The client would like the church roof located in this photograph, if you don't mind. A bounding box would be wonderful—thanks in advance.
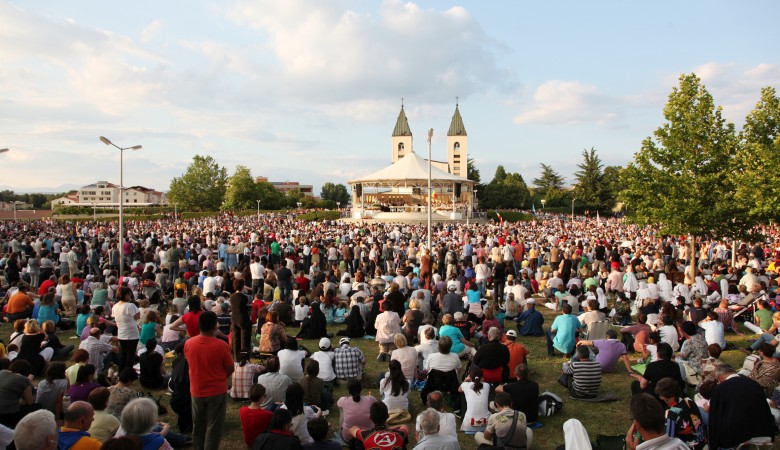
[392,106,412,137]
[349,151,471,184]
[447,105,467,136]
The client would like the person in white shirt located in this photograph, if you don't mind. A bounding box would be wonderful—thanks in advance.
[699,312,726,350]
[249,257,265,296]
[415,394,458,441]
[310,338,336,391]
[415,327,439,369]
[657,316,680,352]
[424,336,462,374]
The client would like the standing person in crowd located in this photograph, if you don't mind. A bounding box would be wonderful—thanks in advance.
[375,301,401,362]
[184,311,234,450]
[230,278,253,360]
[112,286,140,372]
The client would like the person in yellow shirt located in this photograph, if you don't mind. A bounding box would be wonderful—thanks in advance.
[58,401,102,450]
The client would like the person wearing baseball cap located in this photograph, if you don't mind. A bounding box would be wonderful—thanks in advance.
[503,329,530,381]
[514,299,544,337]
[441,284,463,318]
[311,338,337,394]
[334,337,366,381]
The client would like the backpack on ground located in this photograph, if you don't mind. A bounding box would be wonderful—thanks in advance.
[538,391,564,417]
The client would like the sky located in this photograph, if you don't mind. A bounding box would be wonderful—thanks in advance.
[1,0,778,195]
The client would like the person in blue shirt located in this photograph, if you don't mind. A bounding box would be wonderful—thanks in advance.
[546,303,582,356]
[515,300,544,336]
[439,314,476,358]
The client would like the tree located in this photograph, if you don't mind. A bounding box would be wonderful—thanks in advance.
[532,163,565,197]
[222,165,258,211]
[480,165,530,209]
[168,155,228,211]
[320,183,350,205]
[735,87,780,223]
[255,181,285,210]
[601,165,623,212]
[621,74,748,272]
[467,157,481,184]
[572,147,610,212]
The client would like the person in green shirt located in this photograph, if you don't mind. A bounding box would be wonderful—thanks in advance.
[745,300,775,334]
[270,240,281,266]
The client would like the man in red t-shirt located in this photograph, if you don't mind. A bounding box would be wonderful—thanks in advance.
[184,311,234,450]
[38,276,57,296]
[349,402,408,450]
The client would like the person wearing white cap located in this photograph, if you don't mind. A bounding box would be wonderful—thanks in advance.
[311,338,337,395]
[334,337,365,381]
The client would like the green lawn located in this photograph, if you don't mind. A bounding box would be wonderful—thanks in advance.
[5,305,755,450]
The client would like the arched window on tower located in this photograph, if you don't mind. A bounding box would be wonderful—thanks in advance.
[398,143,405,151]
[453,142,460,152]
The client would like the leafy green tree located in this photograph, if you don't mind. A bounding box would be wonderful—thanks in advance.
[320,183,350,205]
[735,87,780,223]
[533,163,565,197]
[621,73,748,270]
[222,165,258,211]
[572,147,611,212]
[467,157,481,184]
[481,165,530,209]
[255,181,285,210]
[168,155,228,210]
[601,165,623,212]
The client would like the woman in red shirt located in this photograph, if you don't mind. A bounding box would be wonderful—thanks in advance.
[169,296,203,337]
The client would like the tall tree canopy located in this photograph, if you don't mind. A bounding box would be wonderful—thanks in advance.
[223,165,259,211]
[572,147,614,212]
[533,163,565,195]
[480,165,530,209]
[320,183,350,205]
[621,73,752,240]
[735,87,780,223]
[168,155,228,211]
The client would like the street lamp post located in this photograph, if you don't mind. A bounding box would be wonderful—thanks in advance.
[13,201,17,221]
[99,136,142,277]
[571,197,575,223]
[427,128,433,252]
[256,200,261,219]
[336,202,341,217]
[541,199,546,210]
[173,203,177,222]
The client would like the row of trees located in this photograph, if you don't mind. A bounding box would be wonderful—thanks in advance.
[167,155,350,211]
[469,151,622,212]
[0,190,65,209]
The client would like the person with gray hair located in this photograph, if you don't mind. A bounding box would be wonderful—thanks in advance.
[473,327,510,382]
[413,408,459,450]
[415,391,457,439]
[120,397,172,449]
[14,409,58,450]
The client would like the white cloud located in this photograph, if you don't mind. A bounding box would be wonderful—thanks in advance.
[225,0,515,104]
[691,62,780,124]
[513,80,621,126]
[141,20,163,43]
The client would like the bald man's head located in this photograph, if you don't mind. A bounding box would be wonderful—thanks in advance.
[63,401,95,431]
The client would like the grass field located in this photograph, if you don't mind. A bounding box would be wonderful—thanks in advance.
[3,303,756,450]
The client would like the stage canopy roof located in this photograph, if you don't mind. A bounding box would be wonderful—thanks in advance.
[348,152,472,185]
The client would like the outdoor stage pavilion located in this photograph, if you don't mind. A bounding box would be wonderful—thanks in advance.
[347,103,476,221]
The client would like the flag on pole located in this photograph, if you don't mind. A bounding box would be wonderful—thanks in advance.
[432,190,438,201]
[496,211,503,224]
[532,203,536,214]
[596,211,601,225]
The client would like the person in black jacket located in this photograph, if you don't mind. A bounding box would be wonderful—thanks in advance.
[230,279,252,360]
[708,363,776,449]
[252,408,303,450]
[168,344,192,433]
[473,327,511,382]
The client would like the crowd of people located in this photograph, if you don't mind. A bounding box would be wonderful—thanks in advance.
[0,212,779,449]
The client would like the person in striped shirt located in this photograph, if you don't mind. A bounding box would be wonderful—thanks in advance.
[560,345,602,399]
